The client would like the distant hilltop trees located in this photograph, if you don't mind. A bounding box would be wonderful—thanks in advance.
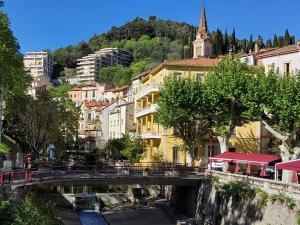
[52,16,296,85]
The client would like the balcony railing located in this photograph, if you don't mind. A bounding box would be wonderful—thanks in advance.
[140,131,160,139]
[135,104,158,118]
[136,84,160,100]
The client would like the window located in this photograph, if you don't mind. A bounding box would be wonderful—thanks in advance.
[88,113,91,120]
[85,91,88,98]
[173,146,179,163]
[284,63,290,75]
[92,90,96,98]
[196,73,205,82]
[174,72,182,80]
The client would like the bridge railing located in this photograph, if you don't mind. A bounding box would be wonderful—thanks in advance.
[0,161,205,186]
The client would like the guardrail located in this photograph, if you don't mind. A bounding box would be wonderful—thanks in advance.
[0,161,202,187]
[211,170,300,200]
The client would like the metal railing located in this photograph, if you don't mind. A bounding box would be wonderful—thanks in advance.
[0,161,204,187]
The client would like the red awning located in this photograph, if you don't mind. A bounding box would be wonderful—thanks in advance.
[209,152,281,166]
[276,159,300,172]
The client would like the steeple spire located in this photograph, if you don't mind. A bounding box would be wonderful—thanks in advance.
[198,7,208,39]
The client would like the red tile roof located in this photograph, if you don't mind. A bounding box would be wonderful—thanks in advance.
[70,87,82,91]
[84,101,109,108]
[164,57,220,67]
[257,44,299,59]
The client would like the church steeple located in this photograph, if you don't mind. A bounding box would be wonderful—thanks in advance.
[198,7,208,39]
[193,6,212,58]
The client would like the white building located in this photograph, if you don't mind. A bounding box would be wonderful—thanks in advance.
[257,41,300,75]
[69,48,131,84]
[108,101,134,139]
[23,51,53,97]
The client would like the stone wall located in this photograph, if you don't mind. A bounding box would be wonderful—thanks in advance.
[195,178,299,225]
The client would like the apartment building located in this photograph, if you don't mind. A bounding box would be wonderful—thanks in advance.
[78,101,108,140]
[68,48,131,84]
[23,51,53,97]
[108,101,134,139]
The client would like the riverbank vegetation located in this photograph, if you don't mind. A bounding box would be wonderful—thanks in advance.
[0,193,63,225]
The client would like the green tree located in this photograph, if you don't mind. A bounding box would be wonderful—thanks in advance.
[247,34,254,52]
[158,76,210,164]
[121,134,145,162]
[242,70,300,181]
[97,65,133,86]
[273,34,278,47]
[204,55,254,153]
[278,36,284,48]
[0,3,31,143]
[5,89,78,159]
[265,39,273,48]
[284,29,291,46]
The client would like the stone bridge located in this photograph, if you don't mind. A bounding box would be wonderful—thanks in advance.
[1,164,205,190]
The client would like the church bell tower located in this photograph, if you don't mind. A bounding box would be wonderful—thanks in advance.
[193,7,212,58]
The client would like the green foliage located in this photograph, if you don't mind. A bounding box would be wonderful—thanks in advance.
[204,55,254,137]
[0,195,63,225]
[121,134,145,162]
[255,188,269,207]
[221,180,256,201]
[270,192,296,209]
[297,211,300,225]
[102,138,126,160]
[101,134,145,162]
[4,89,79,158]
[97,65,133,86]
[158,75,210,161]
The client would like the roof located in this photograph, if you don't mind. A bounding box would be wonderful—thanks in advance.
[164,57,220,67]
[105,85,129,93]
[257,44,299,59]
[70,87,82,91]
[84,101,108,108]
[209,152,281,166]
[276,159,300,172]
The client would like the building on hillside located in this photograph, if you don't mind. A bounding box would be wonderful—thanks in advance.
[240,41,300,76]
[24,51,53,97]
[68,48,131,84]
[135,57,273,166]
[108,101,134,139]
[69,87,83,107]
[135,58,219,165]
[78,101,108,150]
[69,83,110,107]
[103,85,129,102]
[257,41,300,75]
[100,98,127,143]
[193,7,212,58]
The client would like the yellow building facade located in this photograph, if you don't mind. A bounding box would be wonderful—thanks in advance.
[134,58,272,166]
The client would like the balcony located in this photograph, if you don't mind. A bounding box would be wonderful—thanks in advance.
[135,104,158,118]
[136,84,160,100]
[140,131,160,139]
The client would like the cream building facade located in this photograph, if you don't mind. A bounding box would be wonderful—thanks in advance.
[23,51,53,97]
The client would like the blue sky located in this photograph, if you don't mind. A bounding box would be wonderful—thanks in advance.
[4,0,300,53]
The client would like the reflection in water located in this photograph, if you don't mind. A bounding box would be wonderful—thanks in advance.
[80,211,108,225]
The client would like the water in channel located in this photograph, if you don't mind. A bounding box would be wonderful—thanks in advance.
[79,211,108,225]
